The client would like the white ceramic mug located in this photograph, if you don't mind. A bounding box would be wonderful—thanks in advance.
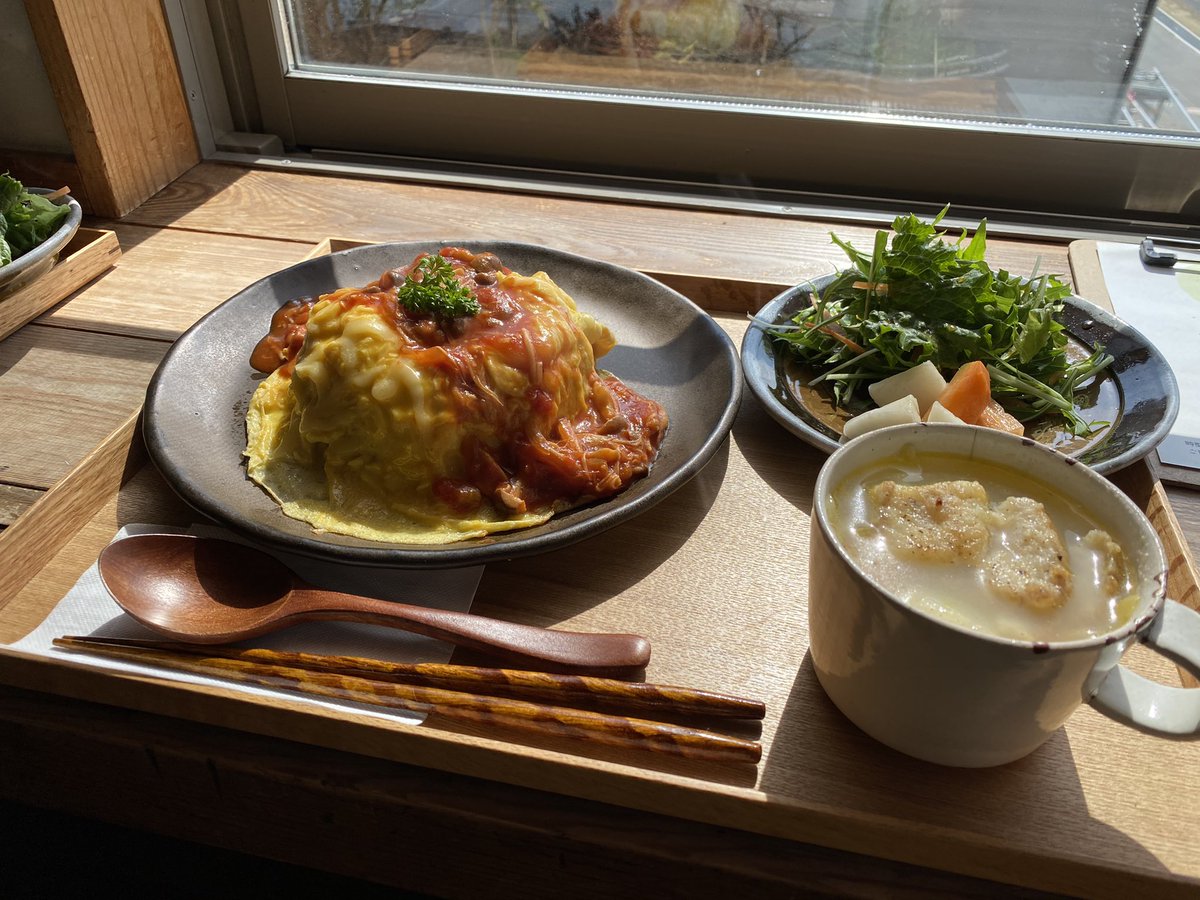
[808,423,1200,767]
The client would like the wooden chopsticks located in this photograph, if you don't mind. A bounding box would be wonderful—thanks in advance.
[54,636,765,765]
[58,636,765,718]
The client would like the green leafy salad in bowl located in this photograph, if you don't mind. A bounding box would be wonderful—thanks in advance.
[0,172,81,296]
[760,208,1115,442]
[0,173,73,266]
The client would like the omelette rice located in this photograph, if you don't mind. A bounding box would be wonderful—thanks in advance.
[244,246,668,544]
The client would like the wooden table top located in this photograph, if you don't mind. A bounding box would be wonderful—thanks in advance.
[1,162,1197,898]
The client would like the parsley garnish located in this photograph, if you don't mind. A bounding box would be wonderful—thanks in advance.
[396,254,481,318]
[764,207,1113,436]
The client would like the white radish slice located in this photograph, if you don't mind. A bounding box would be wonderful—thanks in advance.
[924,400,966,425]
[842,394,921,441]
[867,361,947,415]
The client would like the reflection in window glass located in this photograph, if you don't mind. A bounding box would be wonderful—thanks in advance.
[283,0,1200,136]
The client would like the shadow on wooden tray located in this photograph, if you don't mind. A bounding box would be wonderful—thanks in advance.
[759,654,1174,883]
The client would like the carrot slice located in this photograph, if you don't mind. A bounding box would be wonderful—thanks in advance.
[935,361,991,425]
[978,398,1025,436]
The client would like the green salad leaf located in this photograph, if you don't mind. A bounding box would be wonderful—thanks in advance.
[396,253,481,319]
[765,207,1113,435]
[0,173,72,268]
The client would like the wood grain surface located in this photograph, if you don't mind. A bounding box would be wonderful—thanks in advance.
[0,227,120,342]
[23,0,199,217]
[121,164,1071,287]
[0,413,143,612]
[0,485,41,528]
[1,315,1197,898]
[0,684,1062,899]
[34,223,313,339]
[0,327,161,488]
[0,161,1198,899]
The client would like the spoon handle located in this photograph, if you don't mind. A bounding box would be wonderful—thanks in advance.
[286,588,651,672]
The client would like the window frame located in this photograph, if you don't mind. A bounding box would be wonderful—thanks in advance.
[226,0,1200,229]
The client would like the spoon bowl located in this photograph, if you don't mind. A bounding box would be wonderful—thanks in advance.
[98,534,651,672]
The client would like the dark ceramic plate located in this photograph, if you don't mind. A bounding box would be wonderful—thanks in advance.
[144,241,741,568]
[741,275,1179,476]
[0,188,83,297]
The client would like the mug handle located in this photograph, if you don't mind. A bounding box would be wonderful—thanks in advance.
[1088,599,1200,735]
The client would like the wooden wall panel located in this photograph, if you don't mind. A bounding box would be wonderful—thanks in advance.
[23,0,201,217]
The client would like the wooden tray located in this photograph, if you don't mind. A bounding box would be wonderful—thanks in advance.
[0,243,1197,899]
[0,227,121,342]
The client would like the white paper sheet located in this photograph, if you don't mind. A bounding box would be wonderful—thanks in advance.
[10,523,484,725]
[1095,242,1200,470]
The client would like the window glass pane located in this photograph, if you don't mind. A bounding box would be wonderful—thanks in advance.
[282,0,1200,138]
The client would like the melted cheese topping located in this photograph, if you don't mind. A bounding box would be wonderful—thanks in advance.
[244,247,667,544]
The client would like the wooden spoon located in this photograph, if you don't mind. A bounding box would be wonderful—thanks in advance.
[97,534,651,672]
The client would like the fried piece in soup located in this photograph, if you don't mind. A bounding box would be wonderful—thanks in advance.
[867,480,990,564]
[983,496,1072,611]
[1085,529,1129,597]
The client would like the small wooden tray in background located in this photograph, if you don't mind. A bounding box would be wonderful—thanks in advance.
[0,241,1197,899]
[0,227,121,342]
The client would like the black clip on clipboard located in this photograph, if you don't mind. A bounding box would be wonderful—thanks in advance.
[1140,236,1200,269]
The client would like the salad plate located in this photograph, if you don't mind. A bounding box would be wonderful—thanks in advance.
[741,274,1179,476]
[0,185,82,298]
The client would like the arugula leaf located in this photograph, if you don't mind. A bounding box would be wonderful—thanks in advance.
[766,210,1111,434]
[396,254,481,318]
[960,219,988,261]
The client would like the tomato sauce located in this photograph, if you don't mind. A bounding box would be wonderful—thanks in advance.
[249,298,310,375]
[250,247,668,519]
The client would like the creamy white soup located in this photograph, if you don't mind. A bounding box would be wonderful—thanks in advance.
[828,450,1139,642]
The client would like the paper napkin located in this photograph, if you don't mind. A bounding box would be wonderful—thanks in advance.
[10,523,484,725]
